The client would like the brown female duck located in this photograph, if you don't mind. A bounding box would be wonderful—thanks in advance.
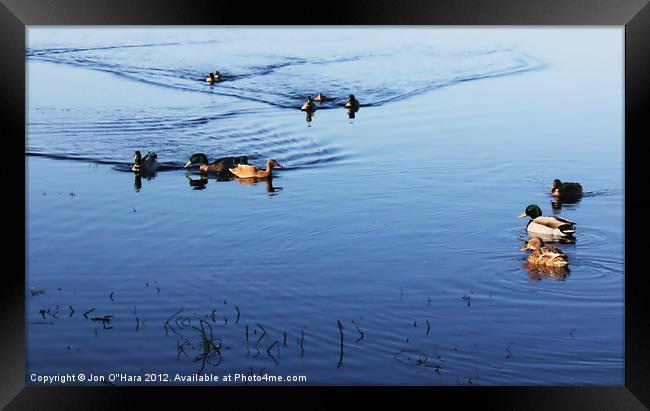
[521,237,569,268]
[229,159,283,179]
[551,179,583,200]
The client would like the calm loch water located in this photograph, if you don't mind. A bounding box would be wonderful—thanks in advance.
[26,28,623,385]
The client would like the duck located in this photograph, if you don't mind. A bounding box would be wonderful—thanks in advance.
[131,151,158,174]
[206,73,217,83]
[229,159,283,179]
[213,70,222,80]
[314,93,332,102]
[521,237,569,268]
[551,179,583,200]
[345,94,360,111]
[301,97,317,112]
[184,153,249,175]
[518,204,576,239]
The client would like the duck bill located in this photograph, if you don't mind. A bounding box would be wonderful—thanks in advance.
[276,163,284,168]
[518,212,527,218]
[521,245,530,251]
[184,160,193,168]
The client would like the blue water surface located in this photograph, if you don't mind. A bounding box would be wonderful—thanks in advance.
[26,28,623,385]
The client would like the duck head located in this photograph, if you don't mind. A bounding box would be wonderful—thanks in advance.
[267,159,283,169]
[185,153,209,168]
[551,179,564,194]
[521,237,544,251]
[133,150,142,165]
[518,204,542,219]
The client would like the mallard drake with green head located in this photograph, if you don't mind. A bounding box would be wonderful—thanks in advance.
[518,204,576,239]
[551,179,583,200]
[185,153,249,175]
[229,159,283,179]
[521,237,569,268]
[132,151,158,173]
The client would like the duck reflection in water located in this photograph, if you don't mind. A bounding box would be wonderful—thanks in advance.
[550,197,582,212]
[306,111,313,123]
[234,177,283,194]
[186,174,209,190]
[524,262,570,281]
[132,171,158,192]
[132,170,158,194]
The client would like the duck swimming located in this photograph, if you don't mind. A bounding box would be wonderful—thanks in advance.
[518,204,576,240]
[301,97,317,112]
[345,94,360,111]
[131,151,158,174]
[314,93,332,102]
[184,153,249,175]
[521,237,569,268]
[551,179,583,200]
[206,73,217,83]
[229,159,283,179]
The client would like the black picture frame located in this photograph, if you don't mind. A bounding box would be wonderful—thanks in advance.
[2,0,648,408]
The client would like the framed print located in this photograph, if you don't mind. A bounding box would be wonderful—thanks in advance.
[1,0,649,408]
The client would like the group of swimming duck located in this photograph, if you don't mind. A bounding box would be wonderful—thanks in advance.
[206,68,361,120]
[519,179,583,273]
[132,151,283,179]
[205,69,222,83]
[301,94,361,121]
[134,71,363,178]
[159,68,584,276]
